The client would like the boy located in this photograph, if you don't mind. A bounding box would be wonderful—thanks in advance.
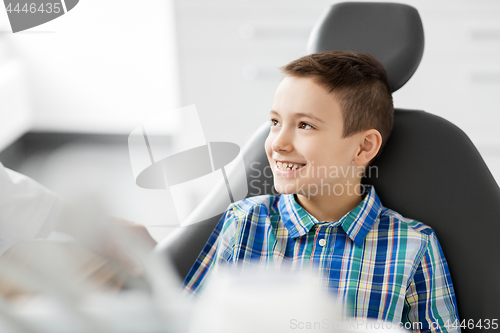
[183,51,460,332]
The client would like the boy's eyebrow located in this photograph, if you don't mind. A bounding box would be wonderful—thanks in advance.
[269,110,326,124]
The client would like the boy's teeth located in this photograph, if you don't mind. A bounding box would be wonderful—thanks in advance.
[277,161,304,170]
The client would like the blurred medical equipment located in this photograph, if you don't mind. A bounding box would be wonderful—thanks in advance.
[0,162,61,256]
[0,190,191,333]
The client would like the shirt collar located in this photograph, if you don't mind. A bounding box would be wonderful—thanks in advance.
[278,184,382,247]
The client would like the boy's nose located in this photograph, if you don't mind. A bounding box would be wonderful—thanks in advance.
[271,131,293,153]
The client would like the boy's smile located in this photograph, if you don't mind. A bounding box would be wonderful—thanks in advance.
[264,76,371,219]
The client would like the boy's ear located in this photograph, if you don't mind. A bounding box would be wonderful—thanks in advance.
[353,130,382,166]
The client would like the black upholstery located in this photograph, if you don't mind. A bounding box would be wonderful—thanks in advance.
[365,110,500,324]
[308,2,424,92]
[157,1,500,325]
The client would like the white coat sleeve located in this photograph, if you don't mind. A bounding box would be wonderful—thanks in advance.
[0,162,63,255]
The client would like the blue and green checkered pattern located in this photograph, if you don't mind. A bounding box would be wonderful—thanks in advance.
[183,185,460,332]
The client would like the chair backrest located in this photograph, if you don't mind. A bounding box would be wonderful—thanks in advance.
[157,2,500,323]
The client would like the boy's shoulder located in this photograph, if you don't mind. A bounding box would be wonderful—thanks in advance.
[228,194,281,219]
[378,205,436,238]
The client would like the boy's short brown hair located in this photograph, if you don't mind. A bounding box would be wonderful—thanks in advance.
[280,51,394,157]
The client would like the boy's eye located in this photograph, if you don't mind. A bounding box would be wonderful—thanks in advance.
[270,119,281,127]
[299,122,314,130]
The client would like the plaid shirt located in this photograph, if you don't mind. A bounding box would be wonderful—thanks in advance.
[183,185,460,332]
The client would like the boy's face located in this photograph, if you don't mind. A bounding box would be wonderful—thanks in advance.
[265,76,364,197]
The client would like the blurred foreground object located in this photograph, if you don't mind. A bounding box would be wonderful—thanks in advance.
[0,192,190,333]
[189,266,407,333]
[0,162,62,256]
[0,158,157,277]
[56,196,158,278]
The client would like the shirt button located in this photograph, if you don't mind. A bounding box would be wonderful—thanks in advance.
[319,239,326,247]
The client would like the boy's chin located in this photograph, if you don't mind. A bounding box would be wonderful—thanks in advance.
[273,183,299,195]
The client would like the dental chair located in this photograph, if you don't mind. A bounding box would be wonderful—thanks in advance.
[157,2,500,325]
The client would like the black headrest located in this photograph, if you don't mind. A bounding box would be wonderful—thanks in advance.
[307,2,424,92]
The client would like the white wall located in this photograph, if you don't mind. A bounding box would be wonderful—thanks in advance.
[0,0,181,134]
[392,0,500,182]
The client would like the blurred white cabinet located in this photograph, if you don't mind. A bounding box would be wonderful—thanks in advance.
[3,0,181,135]
[0,36,32,151]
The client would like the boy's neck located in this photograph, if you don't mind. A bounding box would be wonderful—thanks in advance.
[295,182,363,223]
